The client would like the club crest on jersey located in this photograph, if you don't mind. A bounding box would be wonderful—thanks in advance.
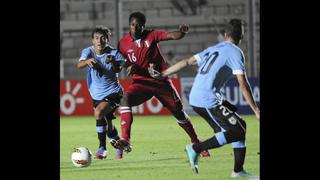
[228,116,237,125]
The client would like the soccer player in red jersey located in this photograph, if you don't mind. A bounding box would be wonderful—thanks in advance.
[115,11,210,159]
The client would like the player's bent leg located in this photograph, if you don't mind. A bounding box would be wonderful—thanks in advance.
[119,106,133,142]
[105,119,122,150]
[119,93,133,142]
[177,119,210,157]
[157,90,211,157]
[95,100,120,159]
[211,111,250,177]
[95,117,108,159]
[94,101,113,120]
[117,87,151,159]
[93,102,108,159]
[155,84,200,143]
[174,111,211,157]
[117,104,132,160]
[94,93,123,160]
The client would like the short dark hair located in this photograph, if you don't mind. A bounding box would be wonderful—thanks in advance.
[129,12,146,26]
[91,25,111,39]
[224,19,244,42]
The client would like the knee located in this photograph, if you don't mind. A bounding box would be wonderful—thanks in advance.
[94,109,103,120]
[237,119,246,139]
[215,132,228,146]
[120,93,129,106]
[232,140,246,148]
[241,119,247,130]
[233,129,246,141]
[234,114,246,130]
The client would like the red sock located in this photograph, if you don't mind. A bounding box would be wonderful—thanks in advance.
[178,119,200,143]
[119,107,133,142]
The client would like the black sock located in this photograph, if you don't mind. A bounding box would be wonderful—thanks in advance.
[107,125,119,140]
[233,147,246,172]
[192,136,221,153]
[96,119,107,149]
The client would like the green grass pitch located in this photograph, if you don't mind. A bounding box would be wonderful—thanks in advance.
[60,115,259,180]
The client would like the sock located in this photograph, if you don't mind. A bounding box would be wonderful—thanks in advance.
[107,125,120,140]
[119,106,133,142]
[96,119,107,150]
[192,136,221,153]
[233,147,246,172]
[177,120,199,143]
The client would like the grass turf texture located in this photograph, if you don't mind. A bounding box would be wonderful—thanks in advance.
[61,115,259,180]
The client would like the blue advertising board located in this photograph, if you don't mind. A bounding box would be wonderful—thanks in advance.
[180,77,260,115]
[223,77,260,114]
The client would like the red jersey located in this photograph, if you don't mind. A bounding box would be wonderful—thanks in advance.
[118,29,169,81]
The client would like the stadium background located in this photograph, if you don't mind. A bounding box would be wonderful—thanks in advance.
[60,0,260,116]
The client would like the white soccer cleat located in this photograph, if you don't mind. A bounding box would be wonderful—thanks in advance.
[230,170,258,178]
[185,144,199,174]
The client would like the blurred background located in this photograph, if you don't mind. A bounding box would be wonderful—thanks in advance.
[60,0,260,116]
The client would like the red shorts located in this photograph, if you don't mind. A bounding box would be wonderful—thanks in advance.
[125,79,186,120]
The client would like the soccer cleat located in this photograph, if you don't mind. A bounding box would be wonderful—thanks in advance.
[115,149,123,160]
[230,170,255,178]
[109,139,121,149]
[185,144,199,174]
[109,138,132,152]
[200,150,210,157]
[117,139,132,153]
[94,147,108,160]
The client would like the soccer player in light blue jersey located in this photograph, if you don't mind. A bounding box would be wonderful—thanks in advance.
[77,26,126,160]
[149,19,260,177]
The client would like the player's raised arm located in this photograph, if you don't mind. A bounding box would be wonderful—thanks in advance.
[77,58,99,69]
[77,50,96,69]
[77,52,105,76]
[163,55,196,76]
[167,24,189,40]
[236,73,260,120]
[149,55,197,80]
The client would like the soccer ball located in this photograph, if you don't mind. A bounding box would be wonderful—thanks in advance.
[71,147,92,168]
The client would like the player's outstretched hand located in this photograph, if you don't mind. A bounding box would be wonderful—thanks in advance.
[85,51,100,68]
[86,57,104,76]
[179,24,189,34]
[148,63,164,80]
[86,58,98,68]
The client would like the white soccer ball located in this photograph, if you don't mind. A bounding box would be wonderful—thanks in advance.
[71,147,92,168]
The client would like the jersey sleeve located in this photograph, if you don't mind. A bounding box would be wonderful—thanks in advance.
[227,50,246,75]
[79,47,92,61]
[194,47,210,66]
[153,30,169,42]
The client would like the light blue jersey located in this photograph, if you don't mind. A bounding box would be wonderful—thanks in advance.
[79,46,125,100]
[189,41,245,108]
